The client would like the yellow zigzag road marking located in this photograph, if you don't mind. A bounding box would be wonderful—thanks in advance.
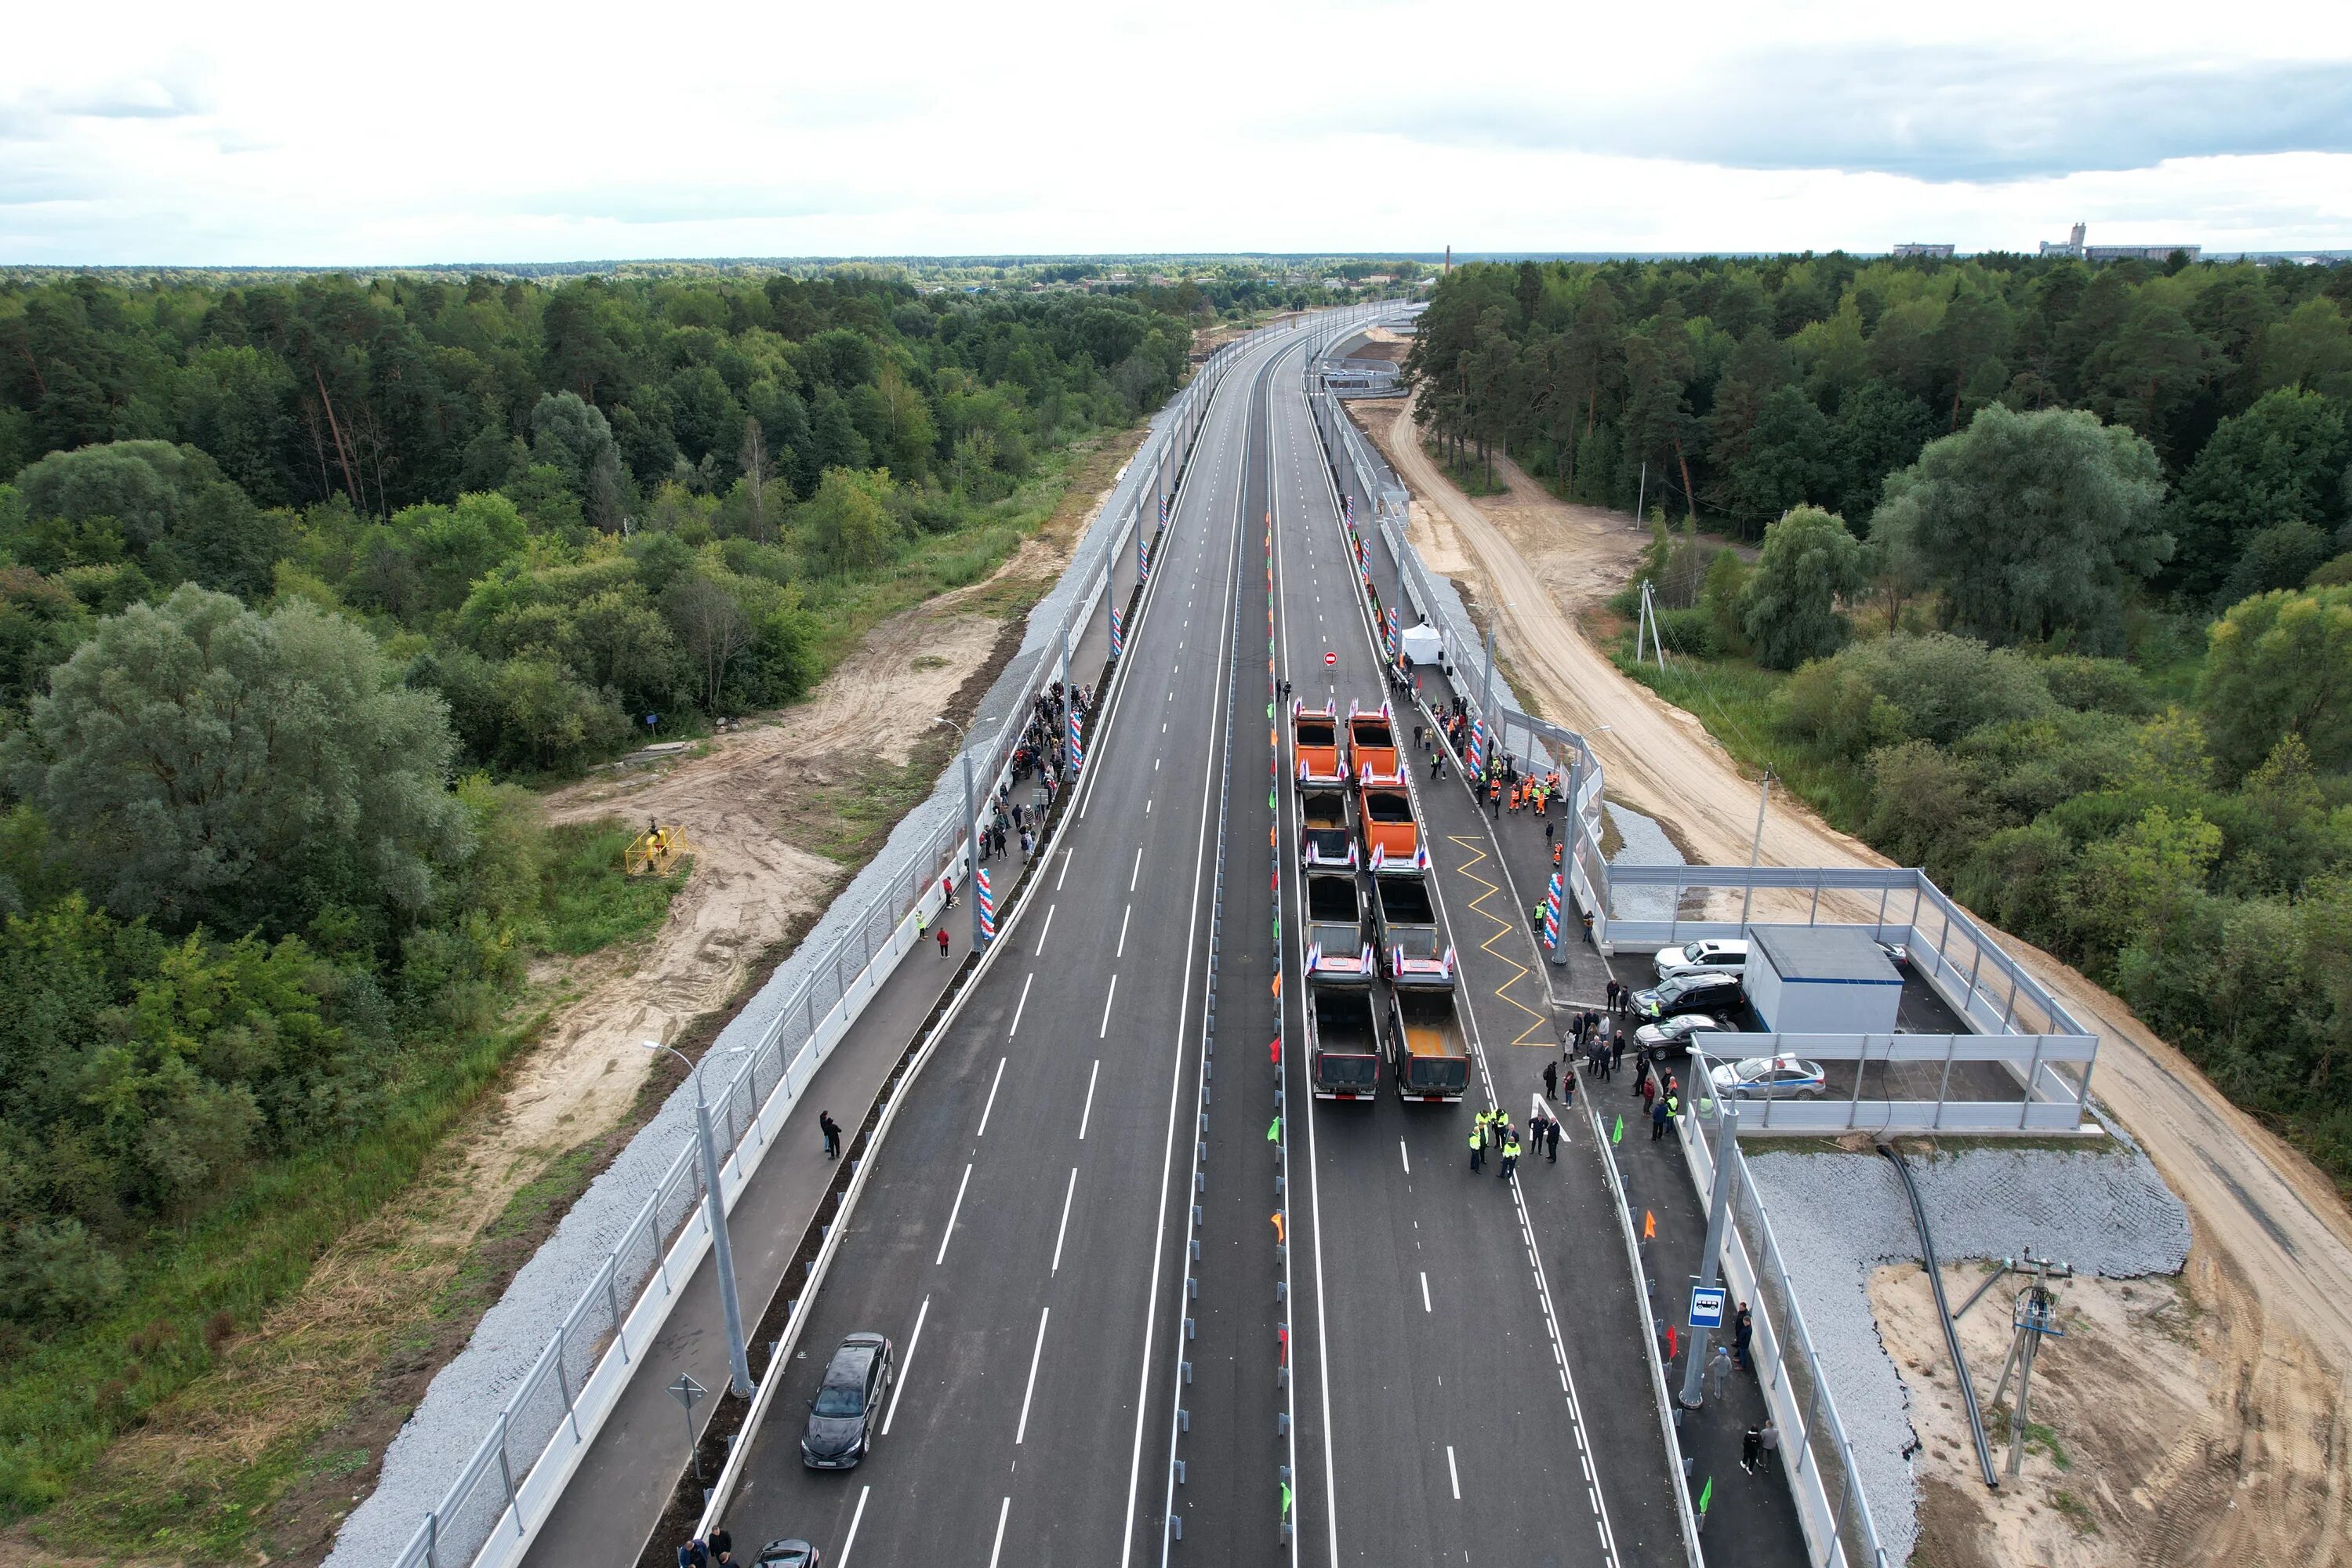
[1446,835,1552,1047]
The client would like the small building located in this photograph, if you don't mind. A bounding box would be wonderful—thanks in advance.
[1744,925,1902,1035]
[1892,243,1955,258]
[2085,244,2201,263]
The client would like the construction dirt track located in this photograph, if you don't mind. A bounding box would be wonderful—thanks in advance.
[1364,387,2352,1567]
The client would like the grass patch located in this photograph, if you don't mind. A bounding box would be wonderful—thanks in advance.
[537,821,689,956]
[1610,644,1876,830]
[791,748,946,866]
[1986,1405,2071,1471]
[2047,1487,2100,1536]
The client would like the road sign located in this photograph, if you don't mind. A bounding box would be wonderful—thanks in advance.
[668,1374,706,1411]
[669,1374,710,1481]
[1689,1287,1726,1330]
[1324,651,1338,667]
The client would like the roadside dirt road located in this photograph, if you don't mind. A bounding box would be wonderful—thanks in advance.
[1366,392,2352,1566]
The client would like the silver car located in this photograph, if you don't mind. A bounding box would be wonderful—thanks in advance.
[1652,939,1748,983]
[1634,1014,1734,1054]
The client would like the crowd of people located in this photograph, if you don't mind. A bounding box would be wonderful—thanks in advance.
[979,679,1091,864]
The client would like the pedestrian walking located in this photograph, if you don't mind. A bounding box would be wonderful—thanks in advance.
[937,926,950,958]
[677,1540,709,1568]
[1021,828,1036,858]
[819,1111,841,1160]
[1542,1059,1558,1101]
[1708,1343,1734,1399]
[707,1530,734,1566]
[1500,1129,1522,1178]
[1561,1066,1575,1109]
[1641,1070,1658,1115]
[1544,1115,1560,1163]
[1611,1034,1626,1077]
[941,874,956,909]
[1606,978,1621,1013]
[1741,1426,1762,1475]
[1734,1302,1754,1371]
[1468,1119,1485,1173]
[1650,1098,1669,1140]
[1758,1419,1780,1475]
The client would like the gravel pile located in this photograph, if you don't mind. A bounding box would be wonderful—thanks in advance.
[327,386,1190,1568]
[1740,1143,2188,1564]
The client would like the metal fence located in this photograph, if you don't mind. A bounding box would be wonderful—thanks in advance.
[1682,1101,1891,1568]
[386,318,1322,1568]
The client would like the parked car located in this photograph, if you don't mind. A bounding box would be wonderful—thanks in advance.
[1634,1013,1736,1053]
[1653,938,1748,982]
[1875,938,1911,970]
[757,1542,823,1567]
[1632,971,1744,1022]
[1709,1055,1828,1100]
[800,1332,895,1469]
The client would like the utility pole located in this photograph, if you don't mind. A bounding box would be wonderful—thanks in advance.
[1679,1097,1740,1408]
[1634,459,1647,529]
[1479,628,1495,735]
[935,717,982,952]
[1739,772,1773,929]
[646,1043,753,1398]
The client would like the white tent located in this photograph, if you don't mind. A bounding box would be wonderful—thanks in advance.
[1399,621,1445,666]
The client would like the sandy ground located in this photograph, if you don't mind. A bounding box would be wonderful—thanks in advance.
[1871,1260,2328,1568]
[1365,392,2352,1566]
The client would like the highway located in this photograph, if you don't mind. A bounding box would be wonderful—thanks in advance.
[718,320,1687,1568]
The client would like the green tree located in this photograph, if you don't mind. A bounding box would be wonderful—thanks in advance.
[3,586,464,935]
[2198,583,2352,781]
[1740,505,1871,668]
[12,441,285,599]
[1872,405,2168,652]
[2165,389,2350,601]
[800,467,898,575]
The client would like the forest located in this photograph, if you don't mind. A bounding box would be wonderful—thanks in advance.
[1407,255,2352,1182]
[0,267,1194,1513]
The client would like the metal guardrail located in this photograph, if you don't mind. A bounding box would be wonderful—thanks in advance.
[383,321,1321,1568]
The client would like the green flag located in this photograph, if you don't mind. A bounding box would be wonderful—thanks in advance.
[1612,1115,1624,1145]
[1281,1482,1294,1516]
[1269,789,1277,810]
[1267,1116,1282,1142]
[1267,702,1274,719]
[1698,1477,1712,1513]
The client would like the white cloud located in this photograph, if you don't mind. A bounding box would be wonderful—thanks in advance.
[1,0,2348,263]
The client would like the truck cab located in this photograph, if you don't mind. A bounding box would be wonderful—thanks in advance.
[1292,700,1346,786]
[1348,700,1402,785]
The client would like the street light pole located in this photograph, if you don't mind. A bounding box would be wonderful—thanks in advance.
[1739,772,1773,929]
[645,1042,753,1398]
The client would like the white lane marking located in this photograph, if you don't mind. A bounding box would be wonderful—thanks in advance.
[838,1485,871,1566]
[987,1497,1011,1568]
[1052,1166,1079,1272]
[1446,1444,1461,1501]
[976,1056,1007,1137]
[1421,1272,1432,1312]
[1014,1307,1051,1443]
[935,1163,973,1265]
[1099,975,1120,1037]
[1131,847,1145,890]
[1145,798,1152,814]
[1057,846,1076,890]
[1009,971,1036,1036]
[1034,904,1056,956]
[881,1298,928,1435]
[1117,904,1133,957]
[1155,757,1161,771]
[1399,1139,1410,1175]
[1080,1058,1102,1139]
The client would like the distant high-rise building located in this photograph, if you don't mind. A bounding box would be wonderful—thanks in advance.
[2041,221,2089,257]
[1892,243,1955,258]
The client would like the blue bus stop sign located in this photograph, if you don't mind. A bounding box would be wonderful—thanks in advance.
[1689,1287,1726,1330]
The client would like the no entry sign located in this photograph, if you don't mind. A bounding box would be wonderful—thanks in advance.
[1324,651,1338,667]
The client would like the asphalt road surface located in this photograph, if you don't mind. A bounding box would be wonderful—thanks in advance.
[719,323,1688,1568]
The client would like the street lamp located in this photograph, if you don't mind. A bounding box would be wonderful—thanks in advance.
[644,1040,754,1398]
[933,717,983,953]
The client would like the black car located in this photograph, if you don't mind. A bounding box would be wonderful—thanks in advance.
[800,1332,894,1469]
[756,1542,822,1567]
[1632,970,1744,1022]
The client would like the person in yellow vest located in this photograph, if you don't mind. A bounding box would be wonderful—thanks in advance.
[1468,1116,1486,1173]
[1500,1127,1523,1179]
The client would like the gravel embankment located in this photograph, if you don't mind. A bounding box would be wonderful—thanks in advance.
[1741,1142,2189,1563]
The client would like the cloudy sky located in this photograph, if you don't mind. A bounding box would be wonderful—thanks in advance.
[4,0,2350,264]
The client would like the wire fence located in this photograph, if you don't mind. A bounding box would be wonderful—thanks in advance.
[384,324,1299,1568]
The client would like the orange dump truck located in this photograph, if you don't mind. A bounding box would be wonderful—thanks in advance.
[1292,700,1347,786]
[1348,700,1401,784]
[1358,782,1420,863]
[1385,989,1469,1102]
